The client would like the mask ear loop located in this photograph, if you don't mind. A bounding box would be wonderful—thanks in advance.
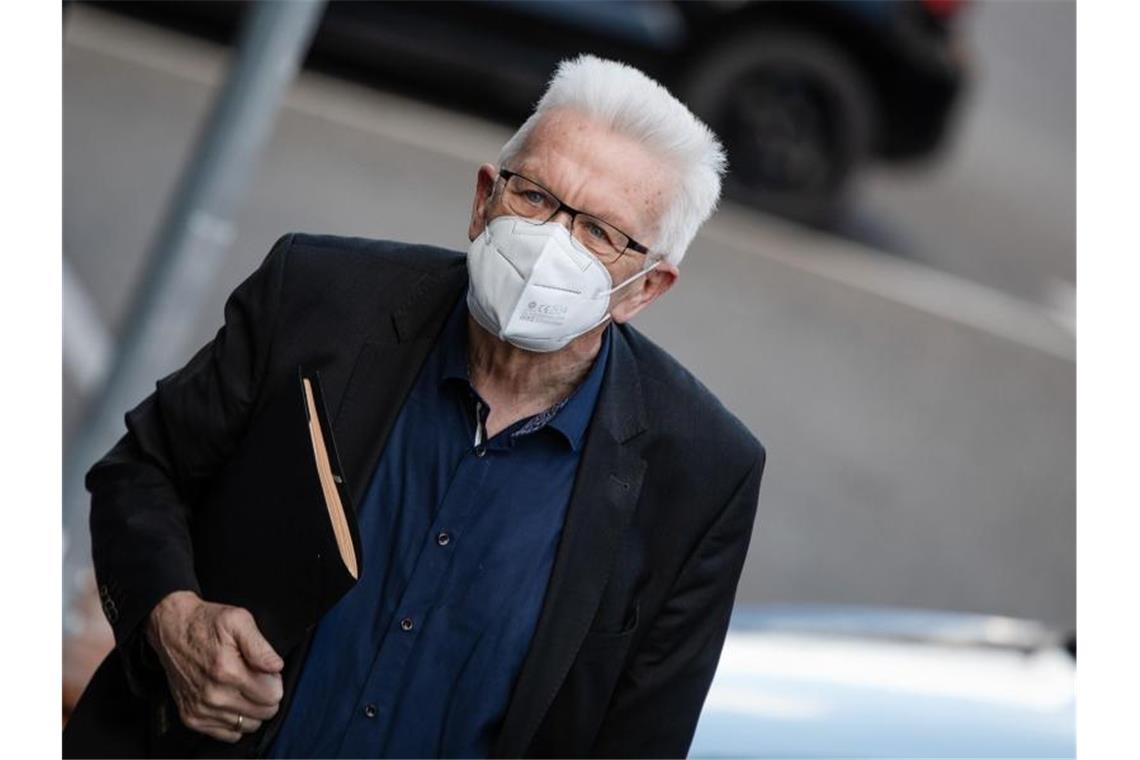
[568,256,662,340]
[595,258,662,299]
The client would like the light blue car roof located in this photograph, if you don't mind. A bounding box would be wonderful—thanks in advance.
[689,604,1075,759]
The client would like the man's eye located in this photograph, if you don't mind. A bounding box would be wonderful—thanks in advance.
[522,190,548,205]
[585,222,608,240]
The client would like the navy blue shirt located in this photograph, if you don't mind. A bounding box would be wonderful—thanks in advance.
[269,292,612,758]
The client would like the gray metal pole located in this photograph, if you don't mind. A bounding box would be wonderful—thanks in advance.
[63,0,326,633]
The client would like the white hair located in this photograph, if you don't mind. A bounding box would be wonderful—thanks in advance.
[497,54,727,266]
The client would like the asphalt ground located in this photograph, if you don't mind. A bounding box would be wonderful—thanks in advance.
[63,6,1075,629]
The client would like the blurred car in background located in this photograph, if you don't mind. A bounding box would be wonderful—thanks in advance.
[95,0,970,226]
[691,604,1076,758]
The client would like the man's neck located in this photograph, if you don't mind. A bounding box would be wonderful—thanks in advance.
[466,315,605,436]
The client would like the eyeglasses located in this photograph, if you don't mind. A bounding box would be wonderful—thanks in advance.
[494,168,650,264]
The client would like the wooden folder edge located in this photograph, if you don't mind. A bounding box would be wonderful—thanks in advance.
[302,376,359,580]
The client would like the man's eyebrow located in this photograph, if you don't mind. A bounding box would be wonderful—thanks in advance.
[521,168,643,237]
[581,204,640,239]
[599,207,642,239]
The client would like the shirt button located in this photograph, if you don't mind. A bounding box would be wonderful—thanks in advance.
[474,445,487,458]
[363,703,378,719]
[400,616,414,631]
[436,532,451,546]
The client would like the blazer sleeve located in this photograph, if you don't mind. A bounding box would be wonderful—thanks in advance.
[589,445,766,758]
[85,232,294,699]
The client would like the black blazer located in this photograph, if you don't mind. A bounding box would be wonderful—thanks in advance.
[63,233,766,759]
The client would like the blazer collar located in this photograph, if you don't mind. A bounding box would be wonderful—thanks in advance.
[332,261,468,510]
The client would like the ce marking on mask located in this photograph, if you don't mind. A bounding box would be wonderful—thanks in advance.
[520,301,568,326]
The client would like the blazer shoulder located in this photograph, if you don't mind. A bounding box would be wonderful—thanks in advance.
[619,323,765,467]
[284,232,466,275]
[258,233,466,340]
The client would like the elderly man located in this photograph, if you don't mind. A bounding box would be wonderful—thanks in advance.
[64,55,765,758]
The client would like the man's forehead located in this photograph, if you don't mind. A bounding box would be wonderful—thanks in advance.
[512,110,674,238]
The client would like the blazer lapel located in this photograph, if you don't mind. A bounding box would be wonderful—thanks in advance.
[258,262,466,759]
[332,263,467,513]
[492,325,649,758]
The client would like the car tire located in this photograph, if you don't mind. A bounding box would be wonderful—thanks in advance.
[678,27,877,226]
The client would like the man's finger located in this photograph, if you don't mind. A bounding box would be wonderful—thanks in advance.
[180,709,245,744]
[198,707,264,735]
[227,610,284,673]
[198,681,278,721]
[233,669,284,708]
[205,648,282,707]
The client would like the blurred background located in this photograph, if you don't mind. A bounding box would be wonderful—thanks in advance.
[62,0,1074,754]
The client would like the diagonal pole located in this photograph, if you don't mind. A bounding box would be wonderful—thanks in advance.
[63,0,326,632]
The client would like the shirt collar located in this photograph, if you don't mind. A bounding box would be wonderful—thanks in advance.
[438,291,611,452]
[544,320,610,450]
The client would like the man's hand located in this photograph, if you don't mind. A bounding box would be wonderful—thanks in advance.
[146,591,285,743]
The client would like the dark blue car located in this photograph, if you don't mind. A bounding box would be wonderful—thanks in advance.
[96,0,971,225]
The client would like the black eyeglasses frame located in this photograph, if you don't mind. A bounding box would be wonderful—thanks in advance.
[496,168,651,257]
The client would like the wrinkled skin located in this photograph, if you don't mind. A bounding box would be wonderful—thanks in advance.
[147,590,284,743]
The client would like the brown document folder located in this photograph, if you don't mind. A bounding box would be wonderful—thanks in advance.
[302,375,358,580]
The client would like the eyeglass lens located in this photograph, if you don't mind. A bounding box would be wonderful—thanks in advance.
[501,174,630,261]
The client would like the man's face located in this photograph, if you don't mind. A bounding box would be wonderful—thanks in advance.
[467,107,679,324]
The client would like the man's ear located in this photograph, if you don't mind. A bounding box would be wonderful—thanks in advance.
[611,260,679,324]
[467,163,498,242]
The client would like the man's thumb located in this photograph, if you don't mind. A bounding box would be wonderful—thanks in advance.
[231,613,284,672]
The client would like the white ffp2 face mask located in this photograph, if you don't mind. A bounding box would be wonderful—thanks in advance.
[465,215,660,353]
